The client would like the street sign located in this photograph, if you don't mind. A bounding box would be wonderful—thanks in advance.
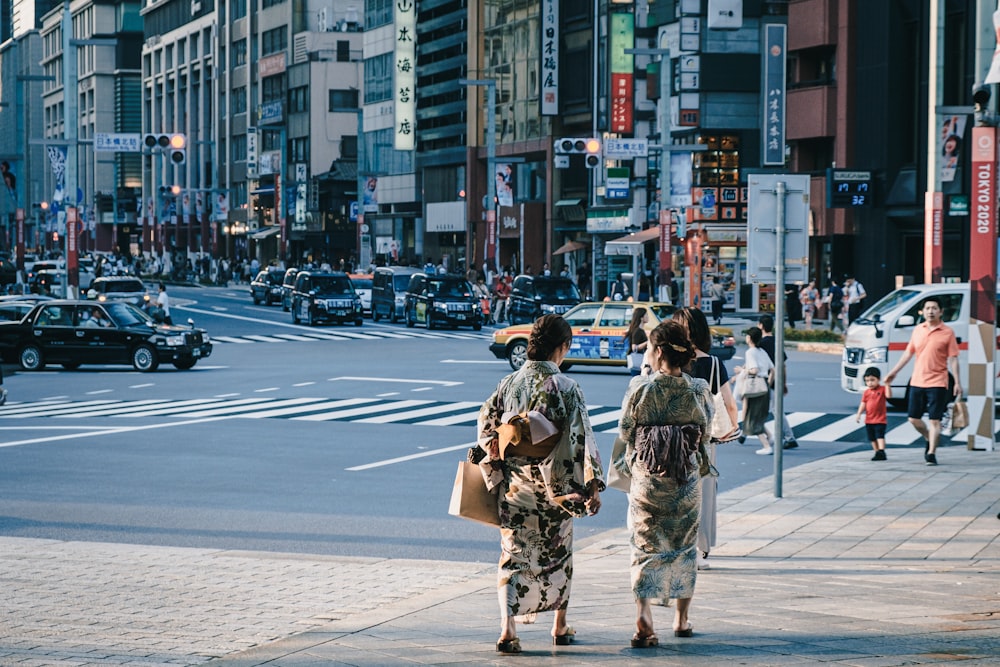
[603,138,648,159]
[746,174,809,283]
[605,167,630,199]
[94,133,141,152]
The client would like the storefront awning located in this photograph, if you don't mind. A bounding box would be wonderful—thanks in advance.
[604,227,661,256]
[250,226,281,240]
[553,240,589,255]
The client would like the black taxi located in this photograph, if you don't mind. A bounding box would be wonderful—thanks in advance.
[403,273,484,330]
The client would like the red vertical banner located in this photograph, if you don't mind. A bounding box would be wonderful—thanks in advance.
[658,209,671,274]
[970,126,998,323]
[66,207,79,288]
[923,191,943,283]
[486,208,496,269]
[610,73,634,134]
[685,228,703,308]
[276,172,285,261]
[15,208,25,271]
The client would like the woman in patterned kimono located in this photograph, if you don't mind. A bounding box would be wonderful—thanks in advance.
[614,320,712,646]
[477,314,605,654]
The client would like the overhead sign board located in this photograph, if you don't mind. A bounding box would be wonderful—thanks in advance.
[603,138,648,159]
[746,174,810,283]
[95,133,142,153]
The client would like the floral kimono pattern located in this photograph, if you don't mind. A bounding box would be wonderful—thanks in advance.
[477,361,604,618]
[616,372,710,605]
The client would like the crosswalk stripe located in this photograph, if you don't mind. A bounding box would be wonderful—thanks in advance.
[212,335,254,344]
[243,334,287,343]
[0,400,123,418]
[293,399,431,422]
[420,410,481,426]
[271,334,322,341]
[237,398,378,419]
[57,399,199,418]
[178,397,315,419]
[354,401,482,424]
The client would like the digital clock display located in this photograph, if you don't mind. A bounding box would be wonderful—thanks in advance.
[827,169,873,208]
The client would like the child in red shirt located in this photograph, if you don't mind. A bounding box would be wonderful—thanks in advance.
[856,367,891,460]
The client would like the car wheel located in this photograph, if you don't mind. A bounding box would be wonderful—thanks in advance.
[62,362,81,370]
[131,344,159,372]
[373,308,380,322]
[405,308,415,328]
[355,319,363,327]
[252,295,261,305]
[173,358,197,370]
[473,323,482,331]
[426,314,434,330]
[507,340,528,371]
[307,308,316,326]
[292,303,300,323]
[19,344,44,371]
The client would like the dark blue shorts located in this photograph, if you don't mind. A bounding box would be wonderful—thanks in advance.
[907,386,950,421]
[865,423,886,441]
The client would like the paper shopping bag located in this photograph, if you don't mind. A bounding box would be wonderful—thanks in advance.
[448,461,500,527]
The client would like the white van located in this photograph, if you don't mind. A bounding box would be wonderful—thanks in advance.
[841,282,999,404]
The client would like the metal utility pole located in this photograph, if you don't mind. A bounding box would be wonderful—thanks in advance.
[459,79,496,272]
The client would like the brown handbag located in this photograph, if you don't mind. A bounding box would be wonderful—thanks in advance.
[448,461,500,527]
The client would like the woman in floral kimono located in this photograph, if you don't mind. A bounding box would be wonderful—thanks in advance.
[477,314,605,654]
[613,320,712,646]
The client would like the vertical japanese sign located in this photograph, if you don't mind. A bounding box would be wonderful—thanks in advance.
[970,126,997,322]
[610,13,634,134]
[66,206,78,288]
[762,24,786,166]
[923,191,943,284]
[394,0,416,151]
[540,0,559,115]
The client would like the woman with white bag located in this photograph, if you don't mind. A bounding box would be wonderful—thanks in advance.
[735,327,776,455]
[672,308,739,571]
[623,307,649,376]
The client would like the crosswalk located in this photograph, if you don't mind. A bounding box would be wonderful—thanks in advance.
[210,328,492,345]
[0,397,990,444]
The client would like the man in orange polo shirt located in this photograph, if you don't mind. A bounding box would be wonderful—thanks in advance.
[885,298,962,466]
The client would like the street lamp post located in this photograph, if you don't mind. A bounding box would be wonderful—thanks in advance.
[459,79,496,273]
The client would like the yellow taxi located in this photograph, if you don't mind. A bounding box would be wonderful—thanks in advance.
[489,301,735,371]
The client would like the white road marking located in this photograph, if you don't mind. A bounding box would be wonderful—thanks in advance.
[129,383,155,389]
[377,392,400,397]
[254,387,280,393]
[214,393,241,398]
[293,399,430,422]
[326,376,462,387]
[346,441,476,471]
[411,387,434,392]
[240,398,378,419]
[440,359,507,364]
[212,336,254,344]
[85,389,114,395]
[293,381,315,387]
[0,416,234,448]
[354,401,482,424]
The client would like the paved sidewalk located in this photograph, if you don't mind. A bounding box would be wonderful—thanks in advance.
[3,445,998,666]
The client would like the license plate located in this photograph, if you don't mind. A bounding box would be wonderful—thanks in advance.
[193,348,201,357]
[456,314,466,320]
[334,309,348,316]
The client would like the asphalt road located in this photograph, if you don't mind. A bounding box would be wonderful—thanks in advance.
[0,285,869,562]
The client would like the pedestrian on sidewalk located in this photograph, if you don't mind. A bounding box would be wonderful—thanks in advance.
[826,276,846,332]
[845,274,867,324]
[673,307,740,571]
[475,314,604,654]
[709,276,725,325]
[738,327,777,455]
[884,297,961,466]
[856,367,891,460]
[757,315,797,448]
[615,321,713,646]
[799,280,819,329]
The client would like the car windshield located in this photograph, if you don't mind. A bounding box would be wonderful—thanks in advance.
[104,280,144,292]
[265,272,283,285]
[311,276,354,294]
[352,278,372,290]
[535,280,581,300]
[394,275,411,290]
[428,279,472,298]
[104,302,152,326]
[856,289,919,323]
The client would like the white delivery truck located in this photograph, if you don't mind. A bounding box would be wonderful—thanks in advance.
[840,282,999,405]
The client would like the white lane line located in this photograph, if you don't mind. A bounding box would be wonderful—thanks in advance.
[254,387,280,393]
[354,401,482,424]
[272,334,320,341]
[293,381,315,387]
[240,398,378,419]
[293,399,430,422]
[0,416,235,448]
[214,393,241,398]
[377,392,400,397]
[85,389,115,395]
[412,387,434,392]
[441,359,507,364]
[243,334,287,343]
[327,376,462,387]
[56,399,204,418]
[129,383,155,389]
[0,425,115,430]
[346,441,476,471]
[0,400,123,418]
[212,336,254,344]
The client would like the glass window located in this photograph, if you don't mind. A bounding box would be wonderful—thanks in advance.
[599,306,632,328]
[900,294,964,326]
[329,89,359,111]
[232,0,247,20]
[262,27,288,56]
[563,305,601,328]
[231,86,247,114]
[365,0,392,30]
[231,41,247,68]
[363,53,392,104]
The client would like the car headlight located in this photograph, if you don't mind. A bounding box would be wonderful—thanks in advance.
[541,304,557,313]
[166,335,185,346]
[863,347,888,363]
[434,303,448,311]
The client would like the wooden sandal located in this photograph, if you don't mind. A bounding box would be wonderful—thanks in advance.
[630,633,658,648]
[552,626,576,645]
[496,637,522,654]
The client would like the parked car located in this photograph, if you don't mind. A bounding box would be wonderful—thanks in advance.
[349,273,373,316]
[489,301,735,371]
[0,300,212,371]
[86,277,151,307]
[404,273,484,330]
[371,266,420,323]
[507,274,583,324]
[33,270,67,297]
[280,268,299,311]
[290,271,364,326]
[0,295,53,322]
[250,268,285,305]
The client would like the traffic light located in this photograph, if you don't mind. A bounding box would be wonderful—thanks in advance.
[553,137,602,167]
[142,133,186,164]
[168,134,186,164]
[584,137,602,168]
